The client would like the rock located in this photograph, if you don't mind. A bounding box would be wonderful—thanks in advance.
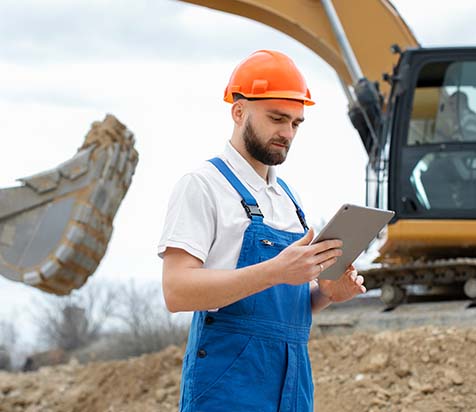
[362,352,389,373]
[353,345,366,359]
[444,369,464,385]
[408,378,433,393]
[446,356,458,366]
[162,375,176,389]
[354,373,365,382]
[155,388,167,402]
[420,383,435,394]
[429,347,440,359]
[466,330,476,343]
[370,398,388,407]
[395,360,412,378]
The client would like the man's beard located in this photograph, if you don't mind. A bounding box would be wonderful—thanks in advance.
[243,119,290,166]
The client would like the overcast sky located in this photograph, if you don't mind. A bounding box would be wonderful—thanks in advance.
[0,0,475,342]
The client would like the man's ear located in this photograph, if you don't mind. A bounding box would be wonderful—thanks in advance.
[231,101,246,126]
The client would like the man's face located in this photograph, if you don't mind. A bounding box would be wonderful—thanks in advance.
[241,99,305,166]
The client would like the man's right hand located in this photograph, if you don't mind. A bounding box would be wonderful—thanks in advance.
[269,228,343,286]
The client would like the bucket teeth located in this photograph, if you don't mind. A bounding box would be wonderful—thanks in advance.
[55,245,75,264]
[40,260,62,279]
[18,170,61,194]
[23,271,42,286]
[59,146,93,180]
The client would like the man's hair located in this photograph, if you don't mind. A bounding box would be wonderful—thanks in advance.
[232,93,248,103]
[232,93,304,104]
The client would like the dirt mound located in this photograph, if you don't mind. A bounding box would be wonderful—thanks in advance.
[1,326,476,412]
[312,326,476,412]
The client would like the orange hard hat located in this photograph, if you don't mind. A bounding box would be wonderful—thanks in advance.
[224,50,315,106]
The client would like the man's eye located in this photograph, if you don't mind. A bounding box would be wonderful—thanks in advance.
[270,116,282,122]
[292,123,300,129]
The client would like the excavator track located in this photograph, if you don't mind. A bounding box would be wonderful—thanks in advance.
[362,258,476,305]
[0,115,138,295]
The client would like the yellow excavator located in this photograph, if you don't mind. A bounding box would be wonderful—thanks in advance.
[1,0,475,305]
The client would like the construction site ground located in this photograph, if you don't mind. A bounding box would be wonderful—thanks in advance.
[1,296,476,412]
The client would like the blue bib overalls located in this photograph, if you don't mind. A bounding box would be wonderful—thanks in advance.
[179,158,313,412]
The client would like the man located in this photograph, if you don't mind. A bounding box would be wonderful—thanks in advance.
[448,90,476,141]
[436,90,476,142]
[158,50,366,412]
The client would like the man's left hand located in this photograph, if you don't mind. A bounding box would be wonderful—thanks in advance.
[318,265,366,303]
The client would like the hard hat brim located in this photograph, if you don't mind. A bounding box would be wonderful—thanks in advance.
[224,91,315,106]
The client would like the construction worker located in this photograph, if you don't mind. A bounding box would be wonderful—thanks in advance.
[436,90,476,142]
[448,90,476,141]
[158,50,366,412]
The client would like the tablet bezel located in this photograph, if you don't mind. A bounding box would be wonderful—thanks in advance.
[310,204,395,281]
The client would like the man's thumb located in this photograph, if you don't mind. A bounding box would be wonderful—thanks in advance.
[293,227,314,246]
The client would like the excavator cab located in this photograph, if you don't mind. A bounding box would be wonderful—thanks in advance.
[364,48,476,303]
[388,48,476,220]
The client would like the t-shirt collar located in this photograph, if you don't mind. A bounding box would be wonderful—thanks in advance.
[223,141,281,195]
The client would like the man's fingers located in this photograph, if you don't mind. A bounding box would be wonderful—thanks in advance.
[352,274,366,294]
[309,239,343,254]
[314,256,338,276]
[350,270,357,281]
[343,269,366,293]
[293,227,314,246]
[343,265,356,275]
[313,249,342,265]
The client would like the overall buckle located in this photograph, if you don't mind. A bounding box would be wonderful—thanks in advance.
[241,200,263,219]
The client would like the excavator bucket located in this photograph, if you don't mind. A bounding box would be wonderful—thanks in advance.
[0,115,138,295]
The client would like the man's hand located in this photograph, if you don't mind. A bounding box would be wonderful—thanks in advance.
[318,265,366,303]
[269,228,343,286]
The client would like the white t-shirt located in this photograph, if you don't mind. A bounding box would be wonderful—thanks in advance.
[157,142,306,270]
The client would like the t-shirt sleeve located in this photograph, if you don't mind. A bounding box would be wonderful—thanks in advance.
[157,173,216,262]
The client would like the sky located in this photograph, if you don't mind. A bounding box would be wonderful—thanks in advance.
[0,0,475,343]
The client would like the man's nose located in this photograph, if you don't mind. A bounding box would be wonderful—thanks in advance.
[279,123,295,140]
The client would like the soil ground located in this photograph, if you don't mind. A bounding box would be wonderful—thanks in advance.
[1,325,476,412]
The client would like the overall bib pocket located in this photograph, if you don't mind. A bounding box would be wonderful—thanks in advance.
[192,329,258,402]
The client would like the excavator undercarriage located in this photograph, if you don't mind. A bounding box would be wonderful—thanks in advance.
[363,258,476,305]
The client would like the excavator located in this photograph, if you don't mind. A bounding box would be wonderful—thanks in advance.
[1,0,475,306]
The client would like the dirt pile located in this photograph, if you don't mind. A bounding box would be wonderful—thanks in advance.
[1,326,476,412]
[312,326,476,412]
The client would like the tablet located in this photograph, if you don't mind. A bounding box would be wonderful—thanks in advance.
[310,204,395,281]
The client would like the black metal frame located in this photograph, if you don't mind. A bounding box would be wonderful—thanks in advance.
[387,47,476,221]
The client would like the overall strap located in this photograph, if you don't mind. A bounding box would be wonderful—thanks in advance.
[208,157,264,222]
[277,177,309,230]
